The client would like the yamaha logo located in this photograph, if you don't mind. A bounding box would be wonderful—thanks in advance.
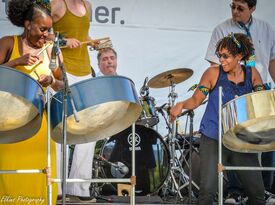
[127,132,141,151]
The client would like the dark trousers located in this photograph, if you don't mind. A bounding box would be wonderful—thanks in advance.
[262,151,275,191]
[196,135,265,205]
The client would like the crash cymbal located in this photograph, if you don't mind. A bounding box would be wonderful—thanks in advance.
[148,68,193,88]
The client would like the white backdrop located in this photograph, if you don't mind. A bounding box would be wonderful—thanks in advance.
[1,0,275,136]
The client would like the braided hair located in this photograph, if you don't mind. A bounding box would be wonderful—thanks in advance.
[8,0,51,27]
[215,33,254,62]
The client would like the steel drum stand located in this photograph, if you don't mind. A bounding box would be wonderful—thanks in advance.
[160,82,198,204]
[46,88,54,205]
[47,34,137,205]
[217,87,275,205]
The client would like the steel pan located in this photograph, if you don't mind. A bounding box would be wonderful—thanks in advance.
[50,75,142,144]
[0,66,44,143]
[222,90,275,152]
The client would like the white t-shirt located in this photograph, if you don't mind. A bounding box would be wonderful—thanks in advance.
[205,17,275,83]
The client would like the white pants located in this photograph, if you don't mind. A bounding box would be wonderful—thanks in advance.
[56,73,96,197]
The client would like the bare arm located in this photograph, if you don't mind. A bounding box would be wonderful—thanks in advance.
[50,0,81,49]
[0,36,39,67]
[169,67,219,122]
[269,59,275,83]
[251,67,264,87]
[50,0,66,23]
[43,45,64,91]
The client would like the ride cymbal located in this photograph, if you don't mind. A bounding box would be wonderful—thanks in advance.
[148,68,193,88]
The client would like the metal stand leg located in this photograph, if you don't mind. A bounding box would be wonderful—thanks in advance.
[47,88,53,205]
[159,83,198,203]
[218,87,223,205]
[131,124,136,205]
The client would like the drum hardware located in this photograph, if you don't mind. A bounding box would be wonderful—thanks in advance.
[159,87,197,201]
[148,68,198,202]
[160,110,199,203]
[136,77,159,127]
[96,155,129,177]
[140,77,149,97]
[137,95,159,127]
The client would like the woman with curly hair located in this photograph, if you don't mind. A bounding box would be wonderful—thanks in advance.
[0,0,63,204]
[170,33,266,205]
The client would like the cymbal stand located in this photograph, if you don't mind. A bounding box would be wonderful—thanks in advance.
[161,81,184,201]
[160,82,199,204]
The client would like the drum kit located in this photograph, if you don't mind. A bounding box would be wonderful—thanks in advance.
[2,59,275,204]
[91,67,201,202]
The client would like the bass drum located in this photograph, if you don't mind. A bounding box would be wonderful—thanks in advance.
[98,124,170,196]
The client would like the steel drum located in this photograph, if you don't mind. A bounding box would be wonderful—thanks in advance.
[50,75,142,144]
[0,66,44,143]
[222,90,275,153]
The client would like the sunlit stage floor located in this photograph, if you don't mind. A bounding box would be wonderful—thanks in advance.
[56,195,275,205]
[56,195,196,205]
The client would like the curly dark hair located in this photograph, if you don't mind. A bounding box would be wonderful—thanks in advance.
[8,0,51,27]
[215,33,254,61]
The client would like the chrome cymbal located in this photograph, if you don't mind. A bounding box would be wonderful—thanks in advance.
[148,68,193,88]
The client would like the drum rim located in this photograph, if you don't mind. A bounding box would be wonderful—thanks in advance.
[0,65,44,93]
[69,75,136,88]
[222,89,274,108]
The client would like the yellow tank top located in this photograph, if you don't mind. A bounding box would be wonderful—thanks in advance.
[53,0,91,76]
[9,36,51,80]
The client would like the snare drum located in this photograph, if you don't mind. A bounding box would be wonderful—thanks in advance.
[136,96,159,127]
[97,124,170,196]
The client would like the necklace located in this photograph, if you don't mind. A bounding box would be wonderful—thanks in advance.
[21,37,44,57]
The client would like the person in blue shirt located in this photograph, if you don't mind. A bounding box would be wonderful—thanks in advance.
[170,33,265,205]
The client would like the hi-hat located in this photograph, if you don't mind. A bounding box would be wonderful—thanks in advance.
[148,68,193,88]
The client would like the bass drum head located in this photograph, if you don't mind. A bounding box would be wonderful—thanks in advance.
[99,124,170,196]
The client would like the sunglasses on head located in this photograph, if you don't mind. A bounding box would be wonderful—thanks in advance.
[216,52,231,59]
[230,3,246,12]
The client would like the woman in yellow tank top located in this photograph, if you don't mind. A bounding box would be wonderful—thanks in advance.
[0,0,64,204]
[52,0,92,76]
